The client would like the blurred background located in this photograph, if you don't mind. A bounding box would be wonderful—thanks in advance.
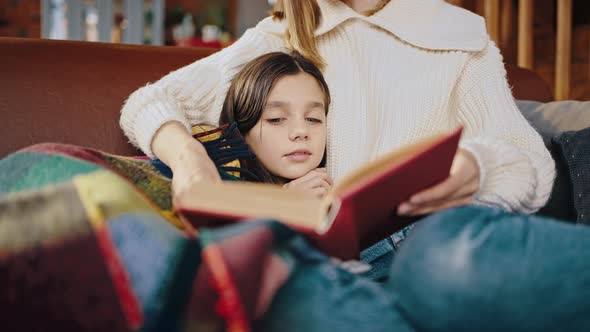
[0,0,588,99]
[0,0,274,46]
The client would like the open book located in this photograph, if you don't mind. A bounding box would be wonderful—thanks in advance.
[176,128,462,259]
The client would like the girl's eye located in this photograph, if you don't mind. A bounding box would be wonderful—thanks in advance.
[266,118,284,124]
[306,117,323,124]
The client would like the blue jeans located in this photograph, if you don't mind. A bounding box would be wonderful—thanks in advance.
[360,223,415,281]
[258,206,590,331]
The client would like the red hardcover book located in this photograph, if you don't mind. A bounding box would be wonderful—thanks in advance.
[177,128,462,260]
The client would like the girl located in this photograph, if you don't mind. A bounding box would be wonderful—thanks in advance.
[218,51,333,198]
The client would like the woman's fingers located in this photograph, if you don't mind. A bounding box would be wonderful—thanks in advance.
[400,196,474,216]
[409,174,463,205]
[410,151,479,205]
[399,179,475,216]
[411,173,478,206]
[399,148,480,215]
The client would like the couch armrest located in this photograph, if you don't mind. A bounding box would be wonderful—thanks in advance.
[505,64,553,103]
[0,37,217,157]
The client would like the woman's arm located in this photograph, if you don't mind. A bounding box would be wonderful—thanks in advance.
[119,28,284,160]
[398,41,555,216]
[454,41,555,213]
[152,121,222,197]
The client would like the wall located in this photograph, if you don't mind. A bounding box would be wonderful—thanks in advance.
[0,1,41,38]
[236,0,272,36]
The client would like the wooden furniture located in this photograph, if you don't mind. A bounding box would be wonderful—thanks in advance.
[450,0,584,100]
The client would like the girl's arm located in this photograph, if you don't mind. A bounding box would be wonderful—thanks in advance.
[455,41,555,213]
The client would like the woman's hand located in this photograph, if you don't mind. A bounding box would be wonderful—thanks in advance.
[397,149,480,216]
[283,168,334,198]
[169,140,221,202]
[152,121,221,203]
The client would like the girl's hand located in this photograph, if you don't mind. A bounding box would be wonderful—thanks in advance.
[283,168,334,198]
[397,149,480,216]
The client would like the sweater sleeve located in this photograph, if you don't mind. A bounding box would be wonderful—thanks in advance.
[455,41,555,214]
[119,28,283,158]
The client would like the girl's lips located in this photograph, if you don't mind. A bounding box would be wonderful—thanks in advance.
[284,150,312,161]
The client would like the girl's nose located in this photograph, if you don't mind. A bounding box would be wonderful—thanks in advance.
[289,120,309,141]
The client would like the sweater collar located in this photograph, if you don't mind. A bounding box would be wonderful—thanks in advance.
[315,0,487,51]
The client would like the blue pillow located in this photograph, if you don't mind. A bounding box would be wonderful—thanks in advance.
[550,127,590,224]
[517,100,590,145]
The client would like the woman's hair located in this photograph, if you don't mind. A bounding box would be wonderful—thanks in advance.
[272,0,324,70]
[220,51,331,184]
[272,0,390,70]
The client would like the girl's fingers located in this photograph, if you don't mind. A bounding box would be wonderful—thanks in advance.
[284,169,333,195]
[312,186,329,198]
[313,168,333,185]
[285,171,316,187]
[297,171,332,187]
[307,176,332,191]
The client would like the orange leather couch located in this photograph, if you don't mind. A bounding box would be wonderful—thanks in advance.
[0,37,553,158]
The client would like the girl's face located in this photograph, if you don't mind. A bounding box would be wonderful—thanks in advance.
[245,72,327,181]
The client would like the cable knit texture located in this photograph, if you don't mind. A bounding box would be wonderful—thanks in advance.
[120,0,555,213]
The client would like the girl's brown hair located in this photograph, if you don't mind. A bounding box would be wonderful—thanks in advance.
[220,52,331,184]
[272,0,324,70]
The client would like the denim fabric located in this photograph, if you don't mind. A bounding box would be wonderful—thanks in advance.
[360,237,396,281]
[257,233,415,332]
[360,224,416,281]
[261,206,590,332]
[391,206,590,331]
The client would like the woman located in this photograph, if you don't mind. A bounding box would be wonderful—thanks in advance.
[120,0,554,216]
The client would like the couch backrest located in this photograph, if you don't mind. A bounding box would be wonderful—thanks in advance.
[0,37,215,157]
[0,37,553,158]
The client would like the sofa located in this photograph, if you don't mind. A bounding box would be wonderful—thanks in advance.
[1,37,588,221]
[2,37,590,332]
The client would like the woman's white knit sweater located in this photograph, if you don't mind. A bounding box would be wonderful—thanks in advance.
[120,0,555,213]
